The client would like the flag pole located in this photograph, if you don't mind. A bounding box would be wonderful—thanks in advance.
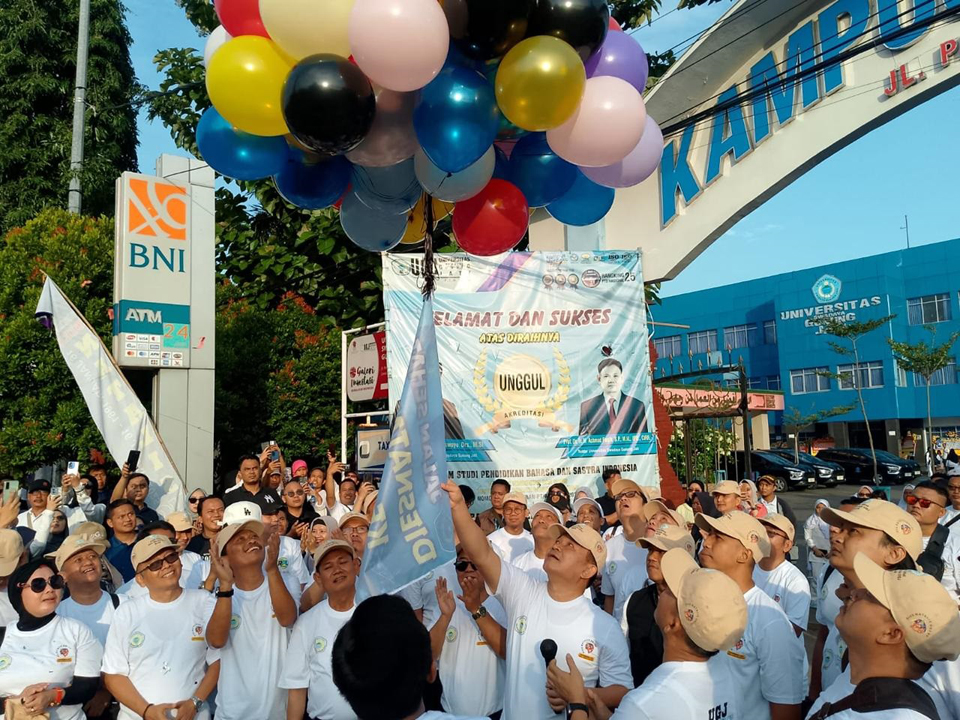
[422,196,435,299]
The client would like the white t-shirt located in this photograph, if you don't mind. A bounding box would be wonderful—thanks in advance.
[807,667,854,718]
[277,535,311,605]
[615,565,651,631]
[216,579,291,720]
[816,566,846,690]
[610,660,737,720]
[808,669,935,720]
[0,616,103,720]
[494,558,632,719]
[397,564,460,630]
[437,596,506,717]
[326,501,353,523]
[926,530,960,602]
[115,550,204,599]
[102,589,218,720]
[488,528,534,564]
[919,658,960,720]
[279,599,356,720]
[0,593,17,628]
[753,560,812,631]
[420,713,489,720]
[718,585,806,720]
[513,549,547,578]
[58,591,122,647]
[601,533,646,621]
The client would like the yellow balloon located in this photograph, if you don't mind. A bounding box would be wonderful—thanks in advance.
[206,36,292,137]
[401,194,454,245]
[496,36,586,132]
[260,0,354,60]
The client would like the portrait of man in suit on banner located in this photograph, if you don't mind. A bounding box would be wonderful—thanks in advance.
[578,357,647,437]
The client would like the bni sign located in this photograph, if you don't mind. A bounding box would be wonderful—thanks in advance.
[112,173,192,369]
[347,331,388,402]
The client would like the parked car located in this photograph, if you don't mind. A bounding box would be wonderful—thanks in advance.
[766,448,844,487]
[813,448,922,485]
[730,450,817,493]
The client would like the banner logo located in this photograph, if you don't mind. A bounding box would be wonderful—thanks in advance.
[475,348,572,433]
[811,274,842,303]
[127,178,188,241]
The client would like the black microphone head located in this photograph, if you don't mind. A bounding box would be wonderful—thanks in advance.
[540,639,558,665]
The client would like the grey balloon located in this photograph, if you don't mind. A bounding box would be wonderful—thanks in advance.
[346,89,420,168]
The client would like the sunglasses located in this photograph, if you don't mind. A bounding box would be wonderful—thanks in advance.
[455,560,477,572]
[138,551,180,575]
[19,574,65,593]
[905,495,944,509]
[549,490,568,497]
[285,490,305,497]
[189,497,202,505]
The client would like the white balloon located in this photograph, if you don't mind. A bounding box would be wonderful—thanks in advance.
[415,146,495,202]
[203,26,232,68]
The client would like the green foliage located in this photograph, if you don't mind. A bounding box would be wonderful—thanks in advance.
[0,209,115,476]
[0,0,140,233]
[667,418,735,484]
[888,327,960,384]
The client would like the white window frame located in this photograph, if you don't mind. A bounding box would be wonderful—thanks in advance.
[653,335,682,359]
[723,324,757,350]
[908,293,951,325]
[914,359,958,387]
[838,361,884,390]
[763,320,777,345]
[790,367,830,394]
[688,330,717,355]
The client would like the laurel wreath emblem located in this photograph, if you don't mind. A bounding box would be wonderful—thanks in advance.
[473,347,571,414]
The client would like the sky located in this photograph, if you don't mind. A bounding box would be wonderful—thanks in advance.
[124,1,960,299]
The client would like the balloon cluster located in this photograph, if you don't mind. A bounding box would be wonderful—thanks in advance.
[198,0,663,256]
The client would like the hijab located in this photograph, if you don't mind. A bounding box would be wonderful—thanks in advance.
[740,480,759,509]
[44,510,69,556]
[805,498,832,545]
[8,558,60,632]
[693,491,719,518]
[546,483,571,514]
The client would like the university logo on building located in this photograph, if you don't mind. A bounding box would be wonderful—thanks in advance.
[812,275,842,303]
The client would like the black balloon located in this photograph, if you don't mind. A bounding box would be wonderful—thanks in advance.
[527,0,609,61]
[451,0,534,61]
[282,54,376,156]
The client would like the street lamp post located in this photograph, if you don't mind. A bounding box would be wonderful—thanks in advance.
[67,0,91,214]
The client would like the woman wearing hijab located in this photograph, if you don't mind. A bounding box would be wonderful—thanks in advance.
[545,483,572,524]
[677,480,704,524]
[738,480,767,518]
[0,559,102,718]
[691,491,720,554]
[804,499,832,582]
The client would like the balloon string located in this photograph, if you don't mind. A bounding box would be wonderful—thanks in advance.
[422,195,435,299]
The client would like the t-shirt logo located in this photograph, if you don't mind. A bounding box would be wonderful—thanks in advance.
[579,639,597,662]
[230,614,241,630]
[824,649,833,668]
[314,637,327,653]
[515,616,528,634]
[278,557,289,570]
[0,655,11,671]
[193,624,203,637]
[130,632,145,648]
[445,627,458,643]
[607,562,617,575]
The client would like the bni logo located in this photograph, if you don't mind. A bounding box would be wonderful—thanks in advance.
[812,274,842,303]
[126,177,187,241]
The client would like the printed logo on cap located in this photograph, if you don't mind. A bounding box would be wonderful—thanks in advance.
[747,532,760,545]
[898,521,913,535]
[683,606,697,623]
[515,616,527,635]
[909,614,931,636]
[230,614,241,630]
[0,655,10,671]
[445,627,458,643]
[130,632,145,648]
[314,637,327,653]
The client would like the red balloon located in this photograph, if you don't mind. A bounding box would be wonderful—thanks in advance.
[608,17,623,31]
[214,0,269,38]
[453,179,529,256]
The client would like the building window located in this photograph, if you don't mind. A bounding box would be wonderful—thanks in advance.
[688,330,717,355]
[914,359,958,387]
[790,367,830,394]
[763,320,777,345]
[653,335,682,359]
[767,375,781,391]
[723,324,757,350]
[748,377,763,389]
[895,364,907,387]
[838,361,884,390]
[908,293,951,325]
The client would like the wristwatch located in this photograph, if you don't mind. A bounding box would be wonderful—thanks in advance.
[190,696,203,712]
[568,702,589,717]
[471,605,487,620]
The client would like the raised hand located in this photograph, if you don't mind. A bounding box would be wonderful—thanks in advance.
[208,540,234,589]
[435,577,456,619]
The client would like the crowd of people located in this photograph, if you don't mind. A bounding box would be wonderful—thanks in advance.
[1,446,960,720]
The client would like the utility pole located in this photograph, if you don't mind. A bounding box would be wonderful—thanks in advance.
[68,0,91,214]
[901,214,911,249]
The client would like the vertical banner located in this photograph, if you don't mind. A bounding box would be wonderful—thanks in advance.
[357,296,455,600]
[383,252,657,506]
[35,277,188,516]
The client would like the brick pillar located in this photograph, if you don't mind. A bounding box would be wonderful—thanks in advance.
[650,341,684,508]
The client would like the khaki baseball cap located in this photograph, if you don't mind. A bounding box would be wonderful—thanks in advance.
[643,499,684,529]
[75,522,108,543]
[165,512,193,532]
[640,485,662,501]
[216,519,265,555]
[529,502,562,524]
[503,492,528,508]
[313,538,356,566]
[611,478,644,499]
[638,525,695,556]
[821,499,922,560]
[547,523,607,568]
[131,535,178,570]
[339,512,371,528]
[661,548,748,653]
[695,511,771,562]
[759,513,795,543]
[854,553,960,663]
[0,530,24,576]
[712,480,740,496]
[45,533,106,571]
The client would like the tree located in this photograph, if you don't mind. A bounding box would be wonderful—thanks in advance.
[782,404,856,463]
[0,0,140,233]
[815,315,896,481]
[888,326,960,470]
[611,0,727,27]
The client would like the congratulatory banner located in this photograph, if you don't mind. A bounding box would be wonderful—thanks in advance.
[383,251,657,504]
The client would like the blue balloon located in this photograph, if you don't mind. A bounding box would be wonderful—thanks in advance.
[340,191,406,252]
[273,153,351,210]
[546,170,616,226]
[196,108,288,181]
[414,66,500,173]
[414,147,495,202]
[508,133,578,207]
[351,159,421,214]
[493,146,511,180]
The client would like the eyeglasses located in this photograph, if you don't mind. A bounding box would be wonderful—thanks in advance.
[344,525,369,536]
[615,490,641,503]
[188,497,202,505]
[455,560,477,572]
[905,495,944,509]
[19,574,66,593]
[285,490,305,497]
[138,552,181,575]
[949,485,960,492]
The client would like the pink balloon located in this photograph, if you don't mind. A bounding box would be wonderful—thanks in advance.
[349,0,450,92]
[609,17,622,31]
[581,115,663,188]
[346,89,420,167]
[546,76,646,167]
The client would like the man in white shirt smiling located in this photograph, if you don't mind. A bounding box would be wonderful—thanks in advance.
[443,481,632,718]
[754,514,811,635]
[696,510,806,720]
[487,492,534,563]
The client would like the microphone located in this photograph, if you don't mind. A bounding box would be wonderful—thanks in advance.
[540,639,558,667]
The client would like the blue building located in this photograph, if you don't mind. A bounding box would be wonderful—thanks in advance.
[653,239,960,455]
